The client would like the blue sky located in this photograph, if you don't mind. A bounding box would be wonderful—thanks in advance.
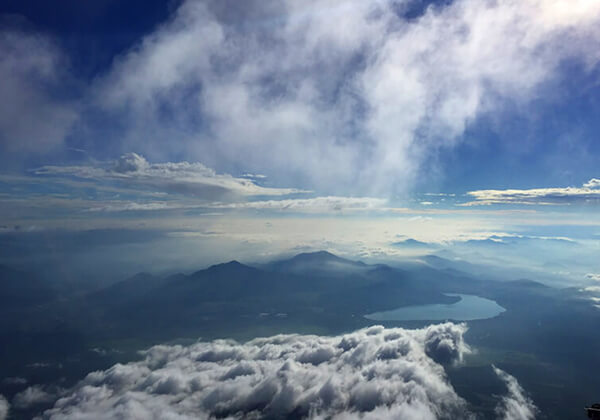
[1,0,600,286]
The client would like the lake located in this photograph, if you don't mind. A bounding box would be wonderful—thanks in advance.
[364,294,506,321]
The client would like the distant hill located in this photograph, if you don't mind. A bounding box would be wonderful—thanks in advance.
[391,239,435,249]
[267,250,373,277]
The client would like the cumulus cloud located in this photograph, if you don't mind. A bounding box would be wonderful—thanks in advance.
[584,179,600,188]
[87,0,600,195]
[0,395,8,420]
[462,179,600,205]
[35,153,307,200]
[0,23,77,155]
[493,366,537,420]
[41,324,473,419]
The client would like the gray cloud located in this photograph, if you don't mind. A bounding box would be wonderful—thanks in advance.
[1,377,27,386]
[41,324,473,419]
[493,366,537,420]
[0,395,8,420]
[463,179,600,206]
[13,385,59,409]
[0,25,77,156]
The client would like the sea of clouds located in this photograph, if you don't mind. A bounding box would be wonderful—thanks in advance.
[3,323,533,420]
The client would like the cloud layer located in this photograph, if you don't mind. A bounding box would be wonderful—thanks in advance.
[36,153,306,201]
[463,179,600,205]
[41,324,473,419]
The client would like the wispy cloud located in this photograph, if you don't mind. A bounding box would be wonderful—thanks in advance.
[462,179,600,206]
[493,366,537,420]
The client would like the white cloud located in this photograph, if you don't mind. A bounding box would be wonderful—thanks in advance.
[41,324,474,419]
[462,179,600,205]
[0,25,77,154]
[493,366,537,420]
[584,179,600,188]
[85,201,178,212]
[35,153,306,200]
[586,273,600,282]
[90,0,600,194]
[0,395,8,420]
[218,196,387,213]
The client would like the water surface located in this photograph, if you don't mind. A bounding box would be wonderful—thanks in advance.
[365,294,506,321]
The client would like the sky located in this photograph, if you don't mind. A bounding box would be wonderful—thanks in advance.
[1,0,600,287]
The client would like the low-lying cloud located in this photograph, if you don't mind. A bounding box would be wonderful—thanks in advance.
[463,179,600,205]
[493,366,537,420]
[41,324,473,419]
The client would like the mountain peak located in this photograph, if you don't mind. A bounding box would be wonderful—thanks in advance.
[267,251,371,276]
[202,260,254,273]
[392,239,432,248]
[290,250,344,262]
